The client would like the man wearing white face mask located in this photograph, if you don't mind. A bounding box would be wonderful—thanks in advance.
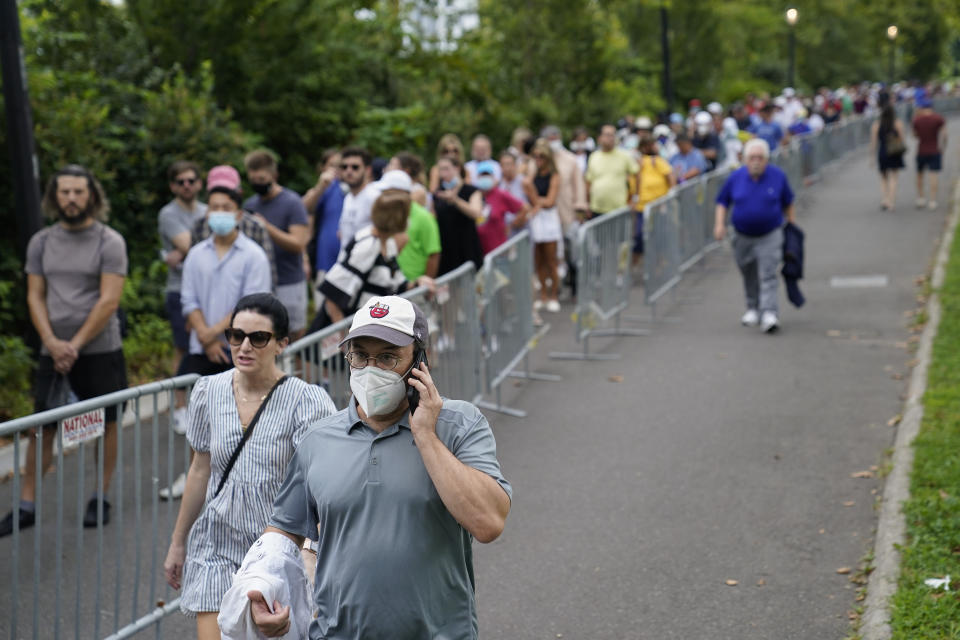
[247,295,513,639]
[179,169,272,377]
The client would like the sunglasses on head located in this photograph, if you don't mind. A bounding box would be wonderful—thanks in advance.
[340,163,363,171]
[175,178,198,186]
[224,328,274,348]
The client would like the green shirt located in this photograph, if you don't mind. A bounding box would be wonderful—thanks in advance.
[397,202,441,280]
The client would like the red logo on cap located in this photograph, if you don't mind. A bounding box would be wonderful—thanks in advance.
[369,302,389,319]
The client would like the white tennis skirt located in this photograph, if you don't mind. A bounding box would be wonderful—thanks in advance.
[529,206,563,244]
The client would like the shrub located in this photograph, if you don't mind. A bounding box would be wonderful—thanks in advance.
[0,336,35,421]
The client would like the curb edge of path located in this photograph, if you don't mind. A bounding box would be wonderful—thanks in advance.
[860,178,960,640]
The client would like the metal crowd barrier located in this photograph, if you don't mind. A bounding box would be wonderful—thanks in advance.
[0,374,199,640]
[475,231,560,417]
[281,261,483,409]
[550,207,649,360]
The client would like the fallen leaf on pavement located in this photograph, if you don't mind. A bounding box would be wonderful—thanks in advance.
[725,579,738,586]
[836,567,851,575]
[827,330,844,337]
[843,501,856,507]
[819,528,826,534]
[891,373,904,380]
[850,471,874,479]
[608,375,624,383]
[756,578,766,586]
[887,414,902,427]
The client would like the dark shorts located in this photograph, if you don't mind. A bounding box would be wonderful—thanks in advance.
[34,350,128,424]
[917,153,942,172]
[176,353,233,377]
[633,211,644,255]
[164,291,189,351]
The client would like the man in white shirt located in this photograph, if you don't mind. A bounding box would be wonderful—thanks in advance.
[337,148,380,244]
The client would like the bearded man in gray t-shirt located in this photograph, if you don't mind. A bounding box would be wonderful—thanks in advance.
[0,165,129,539]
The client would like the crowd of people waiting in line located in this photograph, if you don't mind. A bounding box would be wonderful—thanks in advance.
[0,79,952,639]
[1,80,951,519]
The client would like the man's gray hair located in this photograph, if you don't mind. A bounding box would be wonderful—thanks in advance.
[743,137,771,159]
[540,125,561,139]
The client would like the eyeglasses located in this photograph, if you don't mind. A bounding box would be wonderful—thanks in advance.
[344,351,400,370]
[175,178,198,186]
[224,328,275,348]
[745,155,767,160]
[340,163,363,171]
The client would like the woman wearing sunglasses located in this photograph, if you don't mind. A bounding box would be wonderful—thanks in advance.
[163,293,335,639]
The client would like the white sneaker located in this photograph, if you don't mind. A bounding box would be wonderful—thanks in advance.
[159,472,186,500]
[915,198,927,209]
[545,299,561,313]
[740,309,760,326]
[760,311,779,333]
[533,300,544,311]
[171,407,188,435]
[929,201,938,210]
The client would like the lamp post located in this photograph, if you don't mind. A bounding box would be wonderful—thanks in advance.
[786,7,798,89]
[660,2,674,114]
[887,25,898,85]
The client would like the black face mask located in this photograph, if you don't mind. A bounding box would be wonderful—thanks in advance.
[251,181,272,196]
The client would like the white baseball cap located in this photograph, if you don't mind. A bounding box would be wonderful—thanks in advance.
[635,116,653,129]
[375,169,412,193]
[338,296,428,348]
[707,101,723,115]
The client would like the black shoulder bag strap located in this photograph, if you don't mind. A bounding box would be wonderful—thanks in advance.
[214,375,288,499]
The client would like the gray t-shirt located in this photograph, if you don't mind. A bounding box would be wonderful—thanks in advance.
[25,221,128,355]
[269,399,512,640]
[158,198,207,292]
[243,188,308,285]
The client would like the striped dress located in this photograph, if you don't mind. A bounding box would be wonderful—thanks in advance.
[179,370,335,615]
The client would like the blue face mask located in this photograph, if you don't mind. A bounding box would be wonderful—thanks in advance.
[441,178,459,191]
[475,176,495,191]
[208,211,238,236]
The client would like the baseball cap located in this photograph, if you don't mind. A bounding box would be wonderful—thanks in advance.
[635,116,653,130]
[707,101,723,115]
[375,169,412,192]
[694,111,712,125]
[669,112,684,124]
[783,87,796,97]
[475,160,498,175]
[688,98,701,108]
[653,124,671,138]
[206,165,241,191]
[338,296,429,348]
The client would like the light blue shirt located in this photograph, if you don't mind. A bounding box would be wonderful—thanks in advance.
[269,398,513,640]
[180,232,271,355]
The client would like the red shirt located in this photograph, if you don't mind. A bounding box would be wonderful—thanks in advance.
[477,188,525,255]
[912,111,945,156]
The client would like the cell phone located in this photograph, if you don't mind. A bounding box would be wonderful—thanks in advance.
[406,350,428,415]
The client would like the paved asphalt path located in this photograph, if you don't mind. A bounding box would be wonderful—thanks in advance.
[1,119,956,639]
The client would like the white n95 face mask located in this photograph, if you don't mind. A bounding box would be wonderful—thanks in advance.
[350,366,406,417]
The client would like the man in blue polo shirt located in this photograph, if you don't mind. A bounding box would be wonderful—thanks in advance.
[247,296,512,639]
[714,138,795,333]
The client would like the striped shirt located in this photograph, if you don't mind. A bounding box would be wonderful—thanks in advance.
[319,226,408,315]
[179,371,336,615]
[180,233,272,356]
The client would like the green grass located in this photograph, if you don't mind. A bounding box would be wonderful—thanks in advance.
[889,221,960,639]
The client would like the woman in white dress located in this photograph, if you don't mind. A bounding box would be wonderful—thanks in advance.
[163,293,335,639]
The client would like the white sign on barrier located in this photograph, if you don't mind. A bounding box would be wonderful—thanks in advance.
[60,408,105,446]
[320,330,346,362]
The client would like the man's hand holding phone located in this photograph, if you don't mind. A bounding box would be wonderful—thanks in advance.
[407,361,442,439]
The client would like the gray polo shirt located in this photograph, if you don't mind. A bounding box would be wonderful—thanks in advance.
[269,398,512,640]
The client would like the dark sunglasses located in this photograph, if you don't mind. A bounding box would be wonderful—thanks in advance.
[224,328,275,348]
[340,163,363,171]
[175,178,198,186]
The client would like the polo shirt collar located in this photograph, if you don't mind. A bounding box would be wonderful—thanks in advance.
[345,397,411,435]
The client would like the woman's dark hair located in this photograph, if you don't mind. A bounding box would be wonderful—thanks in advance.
[231,293,290,340]
[880,104,896,132]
